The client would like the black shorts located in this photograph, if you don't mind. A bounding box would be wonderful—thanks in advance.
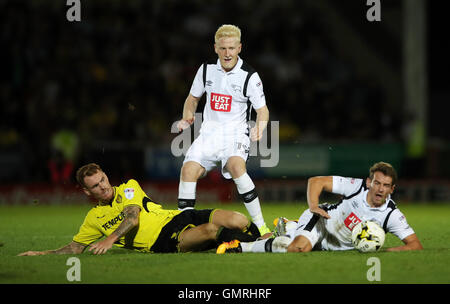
[150,209,216,253]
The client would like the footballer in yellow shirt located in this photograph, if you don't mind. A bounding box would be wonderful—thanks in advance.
[18,163,261,256]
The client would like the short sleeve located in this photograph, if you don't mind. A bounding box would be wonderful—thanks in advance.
[246,72,266,109]
[386,209,415,240]
[189,64,206,98]
[332,176,364,197]
[121,179,146,209]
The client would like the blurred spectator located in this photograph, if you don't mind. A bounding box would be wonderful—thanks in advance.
[48,127,79,184]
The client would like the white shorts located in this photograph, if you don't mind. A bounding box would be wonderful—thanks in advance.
[183,130,250,179]
[287,208,353,251]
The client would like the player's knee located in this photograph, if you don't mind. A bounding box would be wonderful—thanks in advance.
[203,223,219,239]
[226,158,246,178]
[181,162,204,181]
[229,211,248,230]
[287,236,312,253]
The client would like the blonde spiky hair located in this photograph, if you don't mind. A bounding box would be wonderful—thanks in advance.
[214,24,241,43]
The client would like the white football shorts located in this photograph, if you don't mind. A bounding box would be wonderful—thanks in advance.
[183,130,250,179]
[287,208,353,251]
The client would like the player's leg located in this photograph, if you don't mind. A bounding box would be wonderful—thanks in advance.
[211,209,261,240]
[177,211,260,252]
[217,236,291,254]
[225,156,269,235]
[210,209,248,230]
[178,222,219,252]
[287,235,313,252]
[178,161,205,210]
[217,209,322,254]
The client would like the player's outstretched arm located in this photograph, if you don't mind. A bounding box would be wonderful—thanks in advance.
[88,205,141,255]
[386,233,423,252]
[18,241,87,256]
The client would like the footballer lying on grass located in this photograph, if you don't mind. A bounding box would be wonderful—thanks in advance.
[217,162,423,254]
[18,163,260,256]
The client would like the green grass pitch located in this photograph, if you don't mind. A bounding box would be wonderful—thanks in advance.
[0,202,449,284]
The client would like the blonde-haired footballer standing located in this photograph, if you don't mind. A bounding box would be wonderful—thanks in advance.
[176,24,271,235]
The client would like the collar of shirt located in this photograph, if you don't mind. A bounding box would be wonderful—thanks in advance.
[216,57,243,74]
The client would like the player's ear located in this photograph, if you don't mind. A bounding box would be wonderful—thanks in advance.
[214,43,218,54]
[82,187,91,197]
[366,177,372,189]
[390,184,395,194]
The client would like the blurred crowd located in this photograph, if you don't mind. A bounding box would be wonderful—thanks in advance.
[0,0,402,182]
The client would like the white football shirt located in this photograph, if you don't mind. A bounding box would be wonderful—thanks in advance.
[189,57,266,135]
[290,176,415,251]
[321,176,415,250]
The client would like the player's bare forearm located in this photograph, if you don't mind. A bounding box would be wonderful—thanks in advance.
[18,241,86,256]
[182,94,200,121]
[386,234,423,252]
[307,176,333,219]
[255,105,269,128]
[88,205,141,255]
[251,106,269,141]
[47,241,86,254]
[255,106,269,133]
[112,205,140,239]
[178,95,200,131]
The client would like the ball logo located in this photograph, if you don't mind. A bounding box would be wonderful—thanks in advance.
[344,212,362,231]
[211,92,232,112]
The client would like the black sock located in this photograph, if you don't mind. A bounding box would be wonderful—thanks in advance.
[216,227,259,243]
[243,222,261,239]
[178,198,196,209]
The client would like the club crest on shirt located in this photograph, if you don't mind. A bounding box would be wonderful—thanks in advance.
[124,188,135,200]
[231,84,242,93]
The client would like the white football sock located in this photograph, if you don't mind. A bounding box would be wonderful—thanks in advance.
[178,181,197,210]
[240,237,290,253]
[233,173,266,228]
[241,239,266,253]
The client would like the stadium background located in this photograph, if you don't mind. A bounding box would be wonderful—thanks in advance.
[1,0,449,206]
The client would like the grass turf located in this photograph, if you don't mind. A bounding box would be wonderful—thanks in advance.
[0,202,449,284]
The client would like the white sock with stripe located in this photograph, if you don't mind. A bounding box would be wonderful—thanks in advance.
[233,173,265,228]
[178,181,197,210]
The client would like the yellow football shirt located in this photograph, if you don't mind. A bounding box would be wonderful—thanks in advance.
[73,179,181,252]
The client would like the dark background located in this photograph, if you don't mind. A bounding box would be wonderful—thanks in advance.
[0,0,448,190]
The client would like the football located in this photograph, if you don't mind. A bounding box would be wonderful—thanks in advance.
[351,221,385,253]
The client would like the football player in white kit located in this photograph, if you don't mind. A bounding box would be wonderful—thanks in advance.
[217,162,423,253]
[176,24,271,235]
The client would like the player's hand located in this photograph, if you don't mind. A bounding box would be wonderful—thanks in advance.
[177,117,195,132]
[250,126,263,141]
[310,207,331,219]
[18,250,47,256]
[88,239,114,255]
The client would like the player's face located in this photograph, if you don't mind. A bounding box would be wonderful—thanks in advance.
[366,171,395,207]
[214,37,241,72]
[82,170,114,202]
